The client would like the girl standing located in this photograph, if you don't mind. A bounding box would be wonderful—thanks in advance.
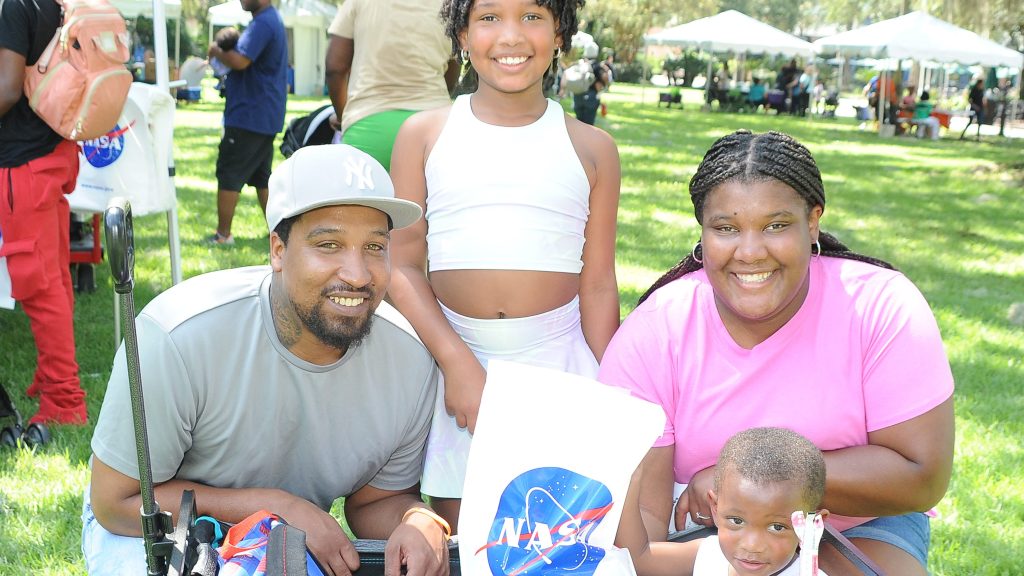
[388,0,621,529]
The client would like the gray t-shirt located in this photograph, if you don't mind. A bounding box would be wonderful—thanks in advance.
[92,266,438,511]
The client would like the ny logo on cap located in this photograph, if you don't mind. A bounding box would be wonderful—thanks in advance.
[344,156,376,191]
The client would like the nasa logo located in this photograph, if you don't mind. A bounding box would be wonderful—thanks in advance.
[80,122,134,168]
[477,467,612,576]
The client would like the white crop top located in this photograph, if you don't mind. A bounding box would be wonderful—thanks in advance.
[424,95,590,273]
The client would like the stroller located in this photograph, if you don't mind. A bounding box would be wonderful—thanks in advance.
[0,384,50,448]
[279,104,337,159]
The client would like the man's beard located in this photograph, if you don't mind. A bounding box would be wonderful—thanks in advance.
[297,300,374,353]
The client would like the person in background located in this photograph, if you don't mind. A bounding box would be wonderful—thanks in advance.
[913,91,940,140]
[746,77,767,113]
[790,65,812,116]
[206,0,288,244]
[599,130,954,575]
[603,51,615,85]
[388,0,621,530]
[325,0,459,172]
[618,427,831,576]
[900,85,917,113]
[0,0,88,425]
[960,77,987,140]
[83,145,449,576]
[209,26,240,89]
[968,78,986,123]
[569,41,609,125]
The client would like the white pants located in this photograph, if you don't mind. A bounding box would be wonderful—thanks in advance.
[914,117,941,139]
[80,486,150,575]
[420,296,599,498]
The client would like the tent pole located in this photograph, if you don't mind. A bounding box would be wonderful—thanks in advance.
[877,69,886,129]
[705,53,713,108]
[152,0,169,89]
[175,17,180,69]
[641,44,648,105]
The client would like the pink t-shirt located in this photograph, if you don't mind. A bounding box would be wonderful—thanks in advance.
[598,257,954,531]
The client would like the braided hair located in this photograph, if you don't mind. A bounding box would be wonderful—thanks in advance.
[638,130,895,305]
[440,0,586,65]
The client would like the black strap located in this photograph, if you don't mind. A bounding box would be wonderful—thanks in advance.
[267,523,314,575]
[822,523,886,575]
[668,523,886,575]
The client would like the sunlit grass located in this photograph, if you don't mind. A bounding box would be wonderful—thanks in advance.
[0,82,1021,574]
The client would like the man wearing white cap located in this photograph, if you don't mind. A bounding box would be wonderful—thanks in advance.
[83,145,449,576]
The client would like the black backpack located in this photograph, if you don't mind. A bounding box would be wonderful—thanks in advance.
[280,104,336,158]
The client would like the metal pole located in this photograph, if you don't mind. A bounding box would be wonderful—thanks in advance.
[105,199,170,576]
[999,67,1008,137]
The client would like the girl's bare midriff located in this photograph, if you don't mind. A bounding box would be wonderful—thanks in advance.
[430,269,580,319]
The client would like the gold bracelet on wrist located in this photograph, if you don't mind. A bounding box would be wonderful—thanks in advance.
[402,507,452,541]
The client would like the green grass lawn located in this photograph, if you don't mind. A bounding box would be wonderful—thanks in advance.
[1,83,1022,574]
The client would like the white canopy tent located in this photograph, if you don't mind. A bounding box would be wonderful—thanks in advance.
[208,0,337,96]
[644,10,817,104]
[813,11,1023,69]
[814,11,1022,133]
[644,10,816,59]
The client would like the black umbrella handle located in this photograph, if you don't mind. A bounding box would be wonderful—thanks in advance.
[104,197,135,294]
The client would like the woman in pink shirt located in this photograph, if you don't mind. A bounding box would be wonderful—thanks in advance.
[599,130,954,575]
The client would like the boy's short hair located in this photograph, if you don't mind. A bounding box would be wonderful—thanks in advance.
[215,26,240,51]
[714,427,826,510]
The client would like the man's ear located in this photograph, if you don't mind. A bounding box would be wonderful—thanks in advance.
[270,232,285,272]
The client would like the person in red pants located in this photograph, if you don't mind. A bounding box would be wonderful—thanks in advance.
[0,0,88,425]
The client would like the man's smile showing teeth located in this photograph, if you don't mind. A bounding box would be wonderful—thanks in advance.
[497,56,528,65]
[735,271,773,284]
[329,296,365,307]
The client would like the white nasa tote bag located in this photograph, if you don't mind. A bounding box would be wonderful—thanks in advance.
[458,360,665,576]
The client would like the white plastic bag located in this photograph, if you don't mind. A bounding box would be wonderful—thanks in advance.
[458,360,664,576]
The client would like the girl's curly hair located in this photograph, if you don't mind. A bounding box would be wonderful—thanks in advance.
[439,0,586,60]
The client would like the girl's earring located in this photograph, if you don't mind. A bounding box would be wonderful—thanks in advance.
[460,49,470,64]
[554,47,562,60]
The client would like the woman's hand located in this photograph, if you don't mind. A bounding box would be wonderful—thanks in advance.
[675,466,715,528]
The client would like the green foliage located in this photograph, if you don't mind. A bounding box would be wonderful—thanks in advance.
[0,83,1022,574]
[613,61,647,83]
[581,0,717,62]
[720,0,801,32]
[131,15,200,60]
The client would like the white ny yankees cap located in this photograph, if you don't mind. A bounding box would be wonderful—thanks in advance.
[265,144,422,233]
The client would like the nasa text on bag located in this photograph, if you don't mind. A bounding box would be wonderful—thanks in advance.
[69,84,176,217]
[459,361,665,576]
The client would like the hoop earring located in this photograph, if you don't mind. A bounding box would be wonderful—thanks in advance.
[811,240,821,257]
[554,47,562,60]
[691,242,703,264]
[460,49,470,63]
